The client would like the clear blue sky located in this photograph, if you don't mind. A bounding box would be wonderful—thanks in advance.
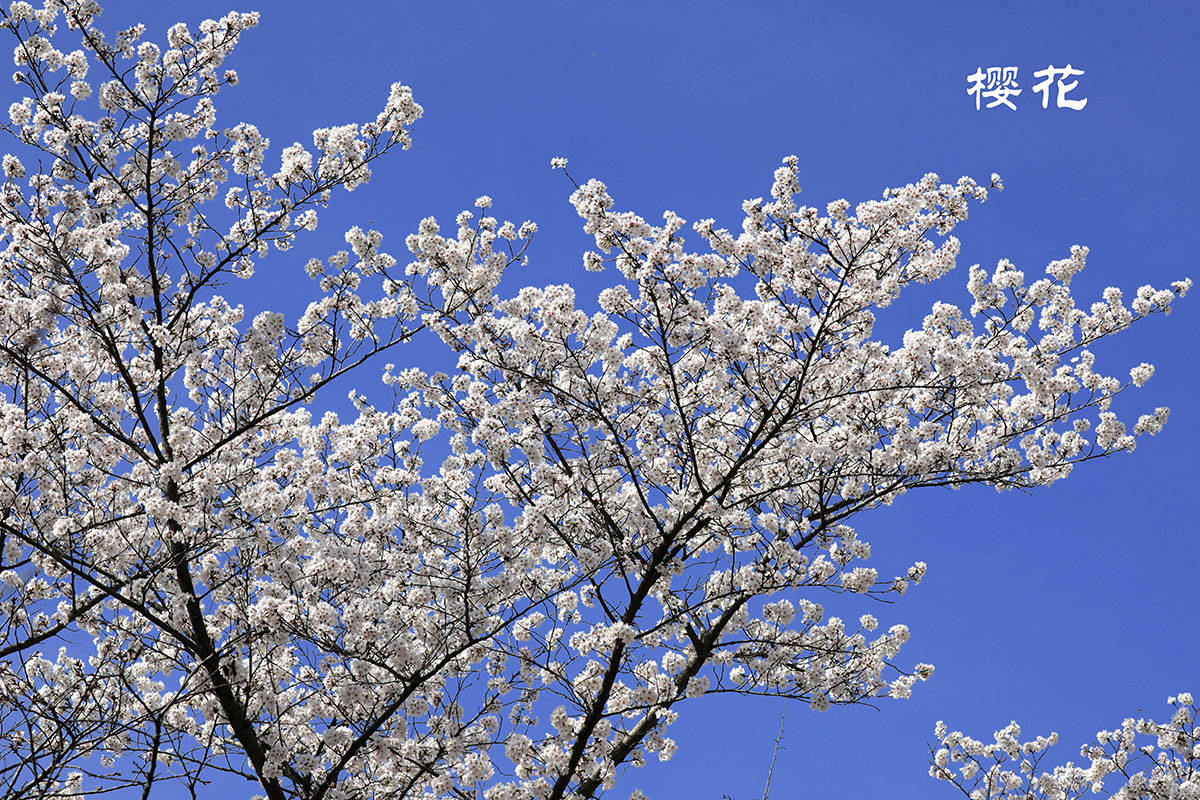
[86,1,1200,797]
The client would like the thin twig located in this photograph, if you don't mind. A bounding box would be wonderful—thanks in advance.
[762,704,787,800]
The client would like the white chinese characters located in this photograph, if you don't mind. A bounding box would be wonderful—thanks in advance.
[967,64,1087,110]
[967,66,1021,110]
[1032,64,1088,109]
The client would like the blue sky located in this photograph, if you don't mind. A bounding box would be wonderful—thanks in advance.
[83,1,1200,797]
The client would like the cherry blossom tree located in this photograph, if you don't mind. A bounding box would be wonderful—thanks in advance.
[0,3,1192,799]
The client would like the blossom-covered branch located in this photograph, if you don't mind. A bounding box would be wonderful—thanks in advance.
[929,694,1199,800]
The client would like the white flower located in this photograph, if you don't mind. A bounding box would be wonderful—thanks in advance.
[2,153,23,178]
[412,419,439,441]
[1130,362,1155,387]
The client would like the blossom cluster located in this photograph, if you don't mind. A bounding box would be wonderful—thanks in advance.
[930,694,1199,799]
